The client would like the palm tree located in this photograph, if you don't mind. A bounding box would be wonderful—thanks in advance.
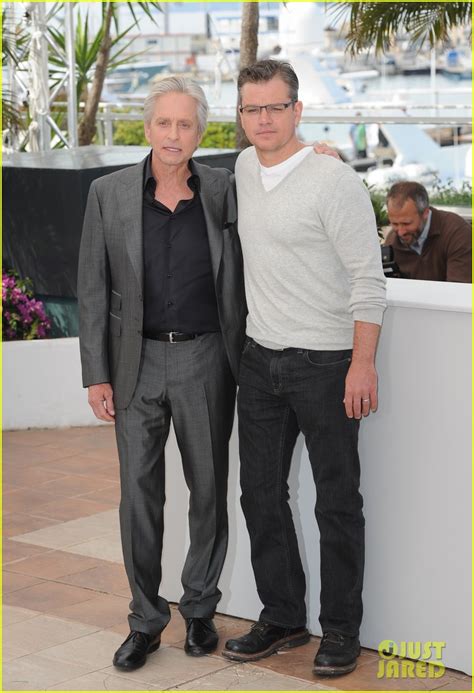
[332,2,472,55]
[236,3,259,148]
[77,2,161,145]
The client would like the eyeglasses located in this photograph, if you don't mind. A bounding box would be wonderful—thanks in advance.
[239,101,296,116]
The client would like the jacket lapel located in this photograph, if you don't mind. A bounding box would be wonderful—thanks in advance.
[119,160,146,290]
[196,162,224,284]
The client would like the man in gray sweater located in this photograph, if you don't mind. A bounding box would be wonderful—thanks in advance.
[222,60,386,677]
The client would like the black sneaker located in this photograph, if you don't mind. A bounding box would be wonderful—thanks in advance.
[222,621,310,662]
[313,631,361,676]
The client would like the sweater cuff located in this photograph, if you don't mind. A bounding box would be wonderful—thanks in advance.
[353,306,385,326]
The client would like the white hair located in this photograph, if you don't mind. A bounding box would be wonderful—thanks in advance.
[143,75,209,136]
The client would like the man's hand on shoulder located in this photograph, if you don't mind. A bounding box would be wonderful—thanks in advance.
[313,141,342,161]
[88,383,115,422]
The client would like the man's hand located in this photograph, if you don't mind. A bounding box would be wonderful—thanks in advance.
[344,361,378,420]
[88,383,115,422]
[343,321,381,419]
[313,141,341,161]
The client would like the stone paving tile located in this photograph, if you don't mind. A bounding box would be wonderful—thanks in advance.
[4,428,93,448]
[5,549,103,580]
[100,646,232,688]
[3,466,67,489]
[46,671,164,690]
[28,629,126,670]
[4,581,97,612]
[79,483,121,505]
[38,474,117,498]
[50,593,131,628]
[66,533,123,563]
[32,497,116,522]
[431,678,472,691]
[40,455,119,480]
[3,445,84,468]
[2,512,61,538]
[3,539,52,564]
[3,488,62,515]
[3,570,45,594]
[3,604,42,626]
[251,637,377,683]
[2,652,93,690]
[6,614,99,657]
[315,656,444,691]
[169,661,337,690]
[56,560,129,595]
[11,509,119,550]
[4,428,472,693]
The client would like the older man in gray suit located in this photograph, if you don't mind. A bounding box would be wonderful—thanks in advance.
[78,76,246,671]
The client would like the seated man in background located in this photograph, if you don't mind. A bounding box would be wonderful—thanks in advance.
[384,181,472,282]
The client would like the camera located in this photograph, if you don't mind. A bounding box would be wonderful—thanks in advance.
[381,245,403,278]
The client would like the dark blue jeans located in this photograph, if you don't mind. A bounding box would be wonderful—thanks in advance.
[237,338,364,636]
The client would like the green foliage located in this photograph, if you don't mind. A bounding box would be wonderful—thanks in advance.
[430,180,472,207]
[332,2,472,55]
[201,122,236,149]
[113,120,237,149]
[48,8,143,104]
[114,119,147,146]
[367,187,389,229]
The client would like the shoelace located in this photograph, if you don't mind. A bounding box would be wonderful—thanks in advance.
[322,632,345,646]
[251,622,268,634]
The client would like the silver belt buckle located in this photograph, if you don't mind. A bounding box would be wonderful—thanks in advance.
[169,331,177,343]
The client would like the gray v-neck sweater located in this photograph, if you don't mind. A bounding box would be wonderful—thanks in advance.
[235,146,386,350]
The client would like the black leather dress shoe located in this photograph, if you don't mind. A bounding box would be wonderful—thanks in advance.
[184,618,218,656]
[222,621,309,662]
[113,630,161,671]
[313,632,361,676]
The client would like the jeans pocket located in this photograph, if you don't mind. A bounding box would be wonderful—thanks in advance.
[242,337,253,355]
[304,349,352,367]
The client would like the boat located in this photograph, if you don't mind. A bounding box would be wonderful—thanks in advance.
[104,61,170,94]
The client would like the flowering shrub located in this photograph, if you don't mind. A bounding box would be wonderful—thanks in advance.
[2,269,51,340]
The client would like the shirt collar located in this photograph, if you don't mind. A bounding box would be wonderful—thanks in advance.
[410,209,432,254]
[143,150,201,193]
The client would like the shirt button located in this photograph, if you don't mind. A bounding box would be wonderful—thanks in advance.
[167,274,172,279]
[167,301,173,307]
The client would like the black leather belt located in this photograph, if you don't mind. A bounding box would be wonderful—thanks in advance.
[144,331,199,343]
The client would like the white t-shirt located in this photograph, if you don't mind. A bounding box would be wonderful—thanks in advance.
[259,146,313,192]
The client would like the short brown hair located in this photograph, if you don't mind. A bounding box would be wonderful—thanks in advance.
[237,59,299,103]
[387,181,430,214]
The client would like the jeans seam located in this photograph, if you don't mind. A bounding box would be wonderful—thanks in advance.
[276,404,298,613]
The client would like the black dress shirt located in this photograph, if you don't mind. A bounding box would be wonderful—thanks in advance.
[142,153,220,334]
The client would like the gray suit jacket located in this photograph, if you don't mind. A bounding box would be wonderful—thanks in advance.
[78,157,247,409]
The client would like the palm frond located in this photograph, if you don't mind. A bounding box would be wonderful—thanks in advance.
[331,2,472,55]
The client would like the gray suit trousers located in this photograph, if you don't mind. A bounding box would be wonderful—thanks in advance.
[115,333,236,636]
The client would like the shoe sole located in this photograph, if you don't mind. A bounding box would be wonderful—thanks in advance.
[313,660,358,676]
[222,631,310,662]
[185,645,218,657]
[113,641,161,671]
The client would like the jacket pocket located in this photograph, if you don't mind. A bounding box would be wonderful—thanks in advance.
[109,312,121,336]
[110,289,121,314]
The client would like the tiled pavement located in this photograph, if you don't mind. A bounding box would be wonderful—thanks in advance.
[3,427,471,691]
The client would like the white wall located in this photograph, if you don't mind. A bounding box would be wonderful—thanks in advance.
[3,280,471,673]
[3,338,99,430]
